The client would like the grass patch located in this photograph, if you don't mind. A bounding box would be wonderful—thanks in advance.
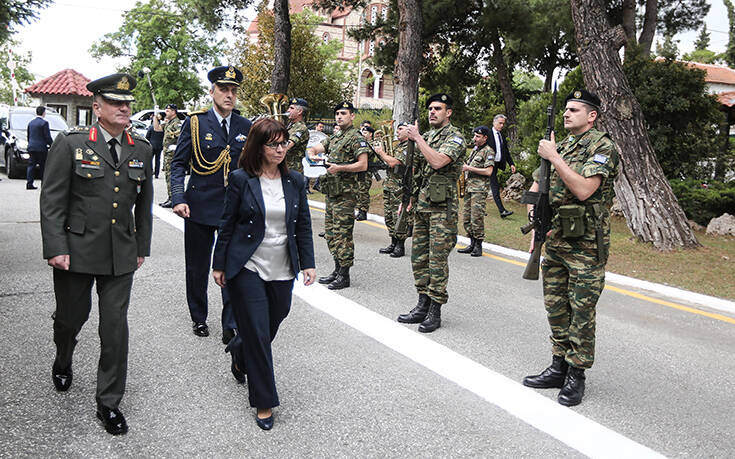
[309,181,735,301]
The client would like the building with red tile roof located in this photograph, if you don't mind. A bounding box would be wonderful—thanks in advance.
[24,69,95,126]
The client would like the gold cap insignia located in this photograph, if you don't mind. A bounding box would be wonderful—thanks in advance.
[343,103,349,107]
[441,95,447,101]
[117,76,130,90]
[225,66,236,79]
[292,98,297,104]
[574,90,582,99]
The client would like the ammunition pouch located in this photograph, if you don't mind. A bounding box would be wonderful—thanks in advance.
[322,175,343,197]
[558,204,586,239]
[427,174,452,203]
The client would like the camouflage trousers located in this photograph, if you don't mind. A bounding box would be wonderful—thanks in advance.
[356,175,371,212]
[325,192,357,268]
[383,184,408,240]
[163,148,174,196]
[462,191,488,240]
[411,210,457,304]
[541,245,606,369]
[286,152,303,174]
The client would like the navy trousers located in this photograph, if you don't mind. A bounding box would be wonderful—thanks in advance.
[227,268,294,408]
[184,219,236,331]
[26,151,45,186]
[489,167,508,214]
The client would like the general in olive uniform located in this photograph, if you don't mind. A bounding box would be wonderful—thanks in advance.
[170,66,252,342]
[40,74,153,435]
[285,97,310,174]
[522,89,620,406]
[375,121,412,257]
[458,125,495,257]
[160,103,182,207]
[307,101,369,290]
[396,94,465,333]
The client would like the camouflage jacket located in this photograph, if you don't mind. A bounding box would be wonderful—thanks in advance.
[320,125,370,189]
[384,140,409,192]
[287,120,309,162]
[162,117,182,152]
[414,122,465,213]
[465,144,494,193]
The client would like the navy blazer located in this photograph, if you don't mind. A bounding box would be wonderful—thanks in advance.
[212,168,315,281]
[170,108,252,226]
[27,116,53,153]
[487,129,514,171]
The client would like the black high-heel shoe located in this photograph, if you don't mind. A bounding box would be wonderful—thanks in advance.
[224,336,246,383]
[255,412,274,430]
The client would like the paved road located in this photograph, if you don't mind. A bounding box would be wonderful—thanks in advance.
[1,176,733,457]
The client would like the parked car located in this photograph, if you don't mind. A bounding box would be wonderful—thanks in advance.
[0,106,69,179]
[129,119,148,139]
[131,108,188,128]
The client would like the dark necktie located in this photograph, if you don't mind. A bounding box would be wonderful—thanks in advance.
[108,138,119,164]
[221,119,228,139]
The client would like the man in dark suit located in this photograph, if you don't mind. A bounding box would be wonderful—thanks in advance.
[170,66,252,343]
[26,106,54,189]
[40,73,153,435]
[487,114,516,218]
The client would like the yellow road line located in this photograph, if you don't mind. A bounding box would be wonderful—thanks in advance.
[310,206,734,325]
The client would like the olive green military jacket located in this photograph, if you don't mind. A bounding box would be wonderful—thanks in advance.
[287,120,309,161]
[40,124,154,275]
[384,140,409,192]
[465,144,494,193]
[413,122,466,213]
[162,117,182,152]
[320,125,370,193]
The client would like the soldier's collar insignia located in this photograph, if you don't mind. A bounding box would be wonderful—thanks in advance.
[126,131,134,145]
[574,90,582,99]
[117,76,130,90]
[225,67,236,79]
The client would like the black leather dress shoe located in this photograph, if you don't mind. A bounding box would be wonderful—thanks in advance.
[500,210,514,218]
[318,231,325,238]
[355,210,367,221]
[256,414,274,431]
[231,356,246,384]
[96,407,128,435]
[52,366,73,392]
[222,328,235,345]
[192,322,210,337]
[26,184,38,190]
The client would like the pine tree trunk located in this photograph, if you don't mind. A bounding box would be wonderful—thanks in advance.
[270,0,291,94]
[393,0,422,124]
[491,30,518,145]
[570,0,700,249]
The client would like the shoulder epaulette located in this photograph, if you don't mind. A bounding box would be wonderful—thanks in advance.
[66,126,91,135]
[189,109,208,116]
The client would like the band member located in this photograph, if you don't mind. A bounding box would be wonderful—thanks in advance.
[284,98,309,174]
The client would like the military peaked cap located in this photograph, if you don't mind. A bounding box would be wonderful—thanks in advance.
[86,73,136,102]
[565,89,601,110]
[208,66,243,86]
[426,93,453,108]
[473,125,491,137]
[334,101,355,113]
[290,97,309,108]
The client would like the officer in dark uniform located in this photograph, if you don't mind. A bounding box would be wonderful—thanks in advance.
[40,73,153,435]
[170,66,252,343]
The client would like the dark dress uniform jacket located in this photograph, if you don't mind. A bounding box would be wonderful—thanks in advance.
[170,109,252,226]
[40,124,154,275]
[487,129,514,171]
[27,116,53,153]
[212,169,315,281]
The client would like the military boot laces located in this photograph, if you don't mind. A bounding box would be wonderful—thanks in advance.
[389,239,405,258]
[418,300,442,333]
[457,238,475,254]
[470,239,483,257]
[328,266,350,290]
[522,355,569,389]
[379,237,397,254]
[397,294,430,323]
[558,366,586,406]
[318,260,340,284]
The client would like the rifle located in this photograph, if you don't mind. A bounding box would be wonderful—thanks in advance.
[394,103,418,236]
[519,83,557,280]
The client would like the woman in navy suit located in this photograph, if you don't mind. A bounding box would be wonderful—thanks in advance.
[212,118,316,430]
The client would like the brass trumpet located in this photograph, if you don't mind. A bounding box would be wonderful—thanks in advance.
[259,93,290,124]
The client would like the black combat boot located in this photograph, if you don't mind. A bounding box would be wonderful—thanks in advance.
[470,239,483,257]
[397,294,430,323]
[558,366,586,406]
[328,266,350,290]
[390,239,405,258]
[457,238,475,254]
[318,259,339,284]
[355,210,367,221]
[379,237,397,254]
[418,300,442,333]
[522,355,569,388]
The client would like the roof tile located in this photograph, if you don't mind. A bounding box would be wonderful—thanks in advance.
[24,69,93,97]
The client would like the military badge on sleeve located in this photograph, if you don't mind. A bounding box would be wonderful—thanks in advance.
[593,154,609,164]
[450,136,463,145]
[359,141,367,147]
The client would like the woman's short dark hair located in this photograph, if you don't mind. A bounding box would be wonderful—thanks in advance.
[238,118,289,175]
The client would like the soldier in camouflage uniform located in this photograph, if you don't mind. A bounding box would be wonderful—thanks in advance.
[307,101,370,290]
[522,89,620,407]
[458,125,495,257]
[159,104,181,208]
[374,122,412,257]
[285,98,309,174]
[354,124,375,221]
[396,94,465,333]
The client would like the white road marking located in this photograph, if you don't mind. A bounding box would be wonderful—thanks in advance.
[155,204,664,458]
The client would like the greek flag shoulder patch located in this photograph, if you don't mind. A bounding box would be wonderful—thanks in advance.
[593,153,608,164]
[450,136,463,145]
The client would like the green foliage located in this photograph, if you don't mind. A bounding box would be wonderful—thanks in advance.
[0,0,53,44]
[0,40,34,105]
[694,24,710,51]
[233,8,353,118]
[624,54,723,179]
[669,179,735,225]
[655,33,679,60]
[682,49,722,65]
[353,108,393,130]
[725,0,735,68]
[90,0,221,110]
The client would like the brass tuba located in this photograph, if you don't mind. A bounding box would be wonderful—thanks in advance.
[259,93,290,124]
[457,171,466,199]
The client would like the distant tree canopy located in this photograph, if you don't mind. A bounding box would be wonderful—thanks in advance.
[0,0,53,44]
[0,40,33,105]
